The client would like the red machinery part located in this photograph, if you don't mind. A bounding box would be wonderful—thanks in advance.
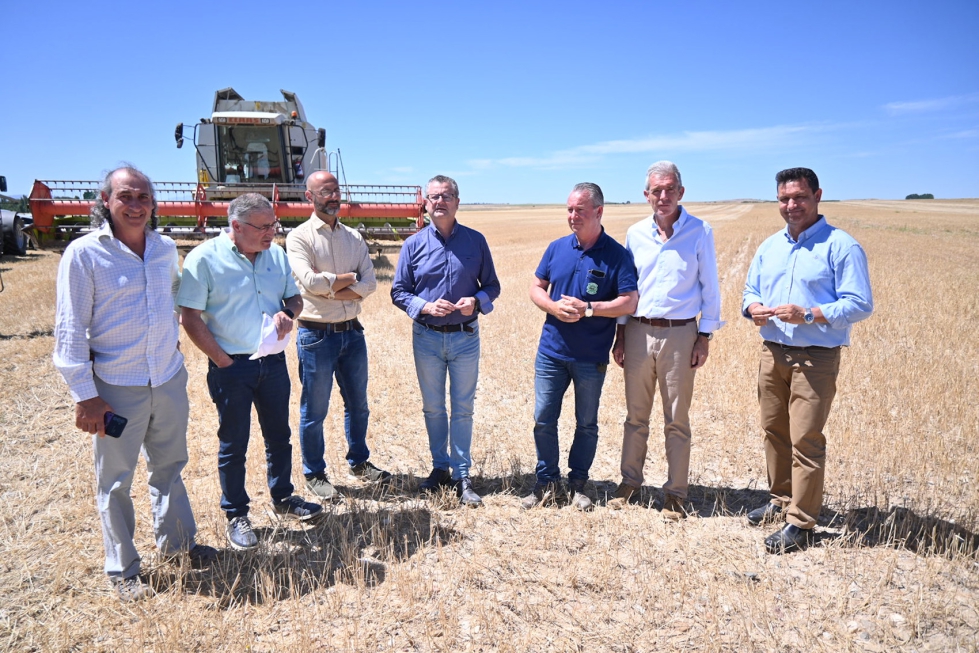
[29,180,425,233]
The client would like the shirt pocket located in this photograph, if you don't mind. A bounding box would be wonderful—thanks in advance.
[583,266,611,299]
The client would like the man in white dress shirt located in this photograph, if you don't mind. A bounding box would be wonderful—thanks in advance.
[53,166,215,602]
[610,161,724,519]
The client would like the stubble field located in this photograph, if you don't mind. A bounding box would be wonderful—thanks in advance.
[0,199,977,652]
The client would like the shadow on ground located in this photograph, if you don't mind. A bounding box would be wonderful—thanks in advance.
[150,503,458,607]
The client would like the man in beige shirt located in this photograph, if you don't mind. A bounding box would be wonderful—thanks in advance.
[286,171,389,501]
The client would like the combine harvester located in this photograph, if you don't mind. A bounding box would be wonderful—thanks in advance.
[29,88,425,251]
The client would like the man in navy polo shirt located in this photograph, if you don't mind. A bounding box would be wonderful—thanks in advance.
[524,182,638,511]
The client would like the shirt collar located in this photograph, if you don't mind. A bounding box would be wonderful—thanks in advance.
[96,221,157,253]
[573,227,607,251]
[427,220,458,242]
[310,212,342,232]
[784,215,827,244]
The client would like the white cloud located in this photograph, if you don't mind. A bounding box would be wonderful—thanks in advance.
[467,124,828,171]
[883,92,979,116]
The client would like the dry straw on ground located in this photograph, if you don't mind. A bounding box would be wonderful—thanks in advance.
[0,200,977,652]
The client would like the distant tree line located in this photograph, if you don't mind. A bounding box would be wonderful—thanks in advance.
[905,193,934,200]
[0,196,29,212]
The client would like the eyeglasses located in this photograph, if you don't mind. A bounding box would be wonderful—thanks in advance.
[426,193,457,202]
[240,220,280,233]
[309,187,342,198]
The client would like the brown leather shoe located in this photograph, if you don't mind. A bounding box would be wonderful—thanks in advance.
[607,482,638,510]
[661,494,687,521]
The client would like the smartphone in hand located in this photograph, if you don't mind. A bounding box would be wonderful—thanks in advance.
[104,412,128,438]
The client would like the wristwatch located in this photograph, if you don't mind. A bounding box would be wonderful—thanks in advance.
[584,302,594,318]
[803,308,815,324]
[698,332,713,341]
[282,308,295,319]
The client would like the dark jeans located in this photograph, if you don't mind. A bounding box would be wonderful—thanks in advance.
[207,353,294,518]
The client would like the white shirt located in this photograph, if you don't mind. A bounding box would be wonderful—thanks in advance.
[621,206,725,334]
[53,223,184,402]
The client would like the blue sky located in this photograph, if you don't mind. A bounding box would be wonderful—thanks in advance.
[2,0,977,203]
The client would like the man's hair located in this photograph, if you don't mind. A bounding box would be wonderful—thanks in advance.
[776,167,820,193]
[572,182,604,208]
[645,161,682,190]
[427,174,459,197]
[228,193,274,223]
[90,165,158,230]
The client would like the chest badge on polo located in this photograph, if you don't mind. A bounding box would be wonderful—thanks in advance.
[586,282,598,295]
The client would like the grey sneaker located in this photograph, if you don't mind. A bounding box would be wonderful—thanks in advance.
[520,482,558,510]
[227,516,259,550]
[305,473,341,501]
[418,468,453,492]
[568,480,594,511]
[112,574,155,603]
[455,477,483,507]
[273,495,324,521]
[349,460,392,483]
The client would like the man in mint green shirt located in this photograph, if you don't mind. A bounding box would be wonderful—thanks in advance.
[178,193,322,551]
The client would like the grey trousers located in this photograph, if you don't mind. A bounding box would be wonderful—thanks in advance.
[92,365,197,578]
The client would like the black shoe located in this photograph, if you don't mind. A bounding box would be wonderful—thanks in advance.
[455,477,483,507]
[273,495,324,521]
[747,502,783,526]
[305,473,341,502]
[418,468,453,492]
[764,524,814,554]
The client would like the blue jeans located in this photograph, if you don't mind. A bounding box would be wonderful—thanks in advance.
[296,326,371,476]
[206,353,295,518]
[412,321,481,480]
[532,350,608,483]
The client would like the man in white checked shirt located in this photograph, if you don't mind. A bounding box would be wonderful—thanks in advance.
[53,166,216,603]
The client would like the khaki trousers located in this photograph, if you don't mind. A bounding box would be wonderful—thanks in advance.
[758,342,841,529]
[621,319,699,498]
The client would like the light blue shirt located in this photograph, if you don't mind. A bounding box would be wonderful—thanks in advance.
[620,207,725,333]
[742,216,873,347]
[177,231,299,354]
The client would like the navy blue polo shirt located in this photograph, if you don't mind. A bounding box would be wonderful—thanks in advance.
[535,229,637,363]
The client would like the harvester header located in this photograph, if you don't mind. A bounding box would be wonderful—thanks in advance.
[28,88,426,247]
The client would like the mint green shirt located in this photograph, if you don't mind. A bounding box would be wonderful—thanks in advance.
[177,231,299,354]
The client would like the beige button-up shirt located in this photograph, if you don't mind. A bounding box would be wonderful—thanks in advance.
[286,213,377,323]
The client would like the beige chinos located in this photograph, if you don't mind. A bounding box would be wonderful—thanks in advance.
[621,319,699,498]
[758,341,841,530]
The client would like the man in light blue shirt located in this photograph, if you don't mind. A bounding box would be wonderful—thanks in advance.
[178,193,322,551]
[742,167,873,554]
[610,161,724,520]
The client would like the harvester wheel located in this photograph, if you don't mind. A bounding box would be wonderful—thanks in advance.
[4,216,28,256]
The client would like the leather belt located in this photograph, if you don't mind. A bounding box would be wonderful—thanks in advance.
[765,341,839,351]
[634,316,697,328]
[417,319,477,334]
[298,318,362,333]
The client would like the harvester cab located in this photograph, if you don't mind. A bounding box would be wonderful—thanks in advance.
[175,87,331,199]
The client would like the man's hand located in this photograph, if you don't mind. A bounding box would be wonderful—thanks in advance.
[612,338,625,368]
[455,297,477,316]
[748,302,776,326]
[772,304,807,324]
[690,336,710,369]
[274,311,295,340]
[76,396,113,437]
[422,299,457,318]
[552,295,585,323]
